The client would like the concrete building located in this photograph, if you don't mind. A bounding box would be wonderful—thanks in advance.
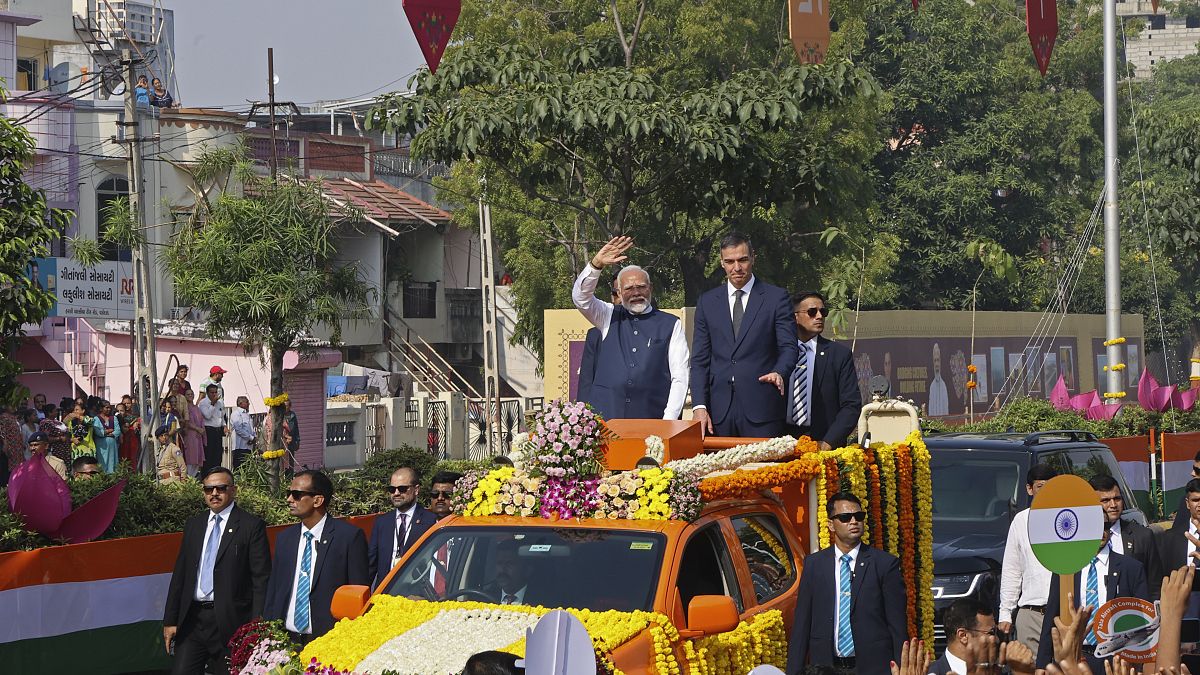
[1118,1,1200,77]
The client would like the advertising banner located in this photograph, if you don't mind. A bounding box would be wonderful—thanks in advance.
[29,257,134,320]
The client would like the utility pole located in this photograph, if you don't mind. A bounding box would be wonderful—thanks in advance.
[268,47,278,180]
[1102,0,1124,402]
[478,181,502,457]
[118,49,161,473]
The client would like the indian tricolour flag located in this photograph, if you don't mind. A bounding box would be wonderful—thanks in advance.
[0,530,179,674]
[1029,480,1106,575]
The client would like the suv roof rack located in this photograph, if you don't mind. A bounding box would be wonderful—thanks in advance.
[1022,430,1099,445]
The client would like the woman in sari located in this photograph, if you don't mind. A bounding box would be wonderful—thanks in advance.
[92,401,121,473]
[177,387,205,477]
[117,396,141,466]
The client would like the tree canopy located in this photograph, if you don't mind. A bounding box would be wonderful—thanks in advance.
[1,84,70,407]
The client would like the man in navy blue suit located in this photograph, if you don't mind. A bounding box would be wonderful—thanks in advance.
[263,470,369,644]
[1035,535,1149,672]
[368,466,439,589]
[786,492,908,675]
[690,233,798,437]
[784,291,862,450]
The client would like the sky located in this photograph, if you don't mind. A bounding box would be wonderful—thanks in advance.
[162,0,427,111]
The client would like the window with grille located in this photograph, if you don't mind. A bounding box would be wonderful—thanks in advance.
[403,281,438,318]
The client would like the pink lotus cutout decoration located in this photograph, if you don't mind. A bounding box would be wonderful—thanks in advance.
[7,456,127,543]
[1137,368,1198,412]
[403,0,462,74]
[1049,374,1071,410]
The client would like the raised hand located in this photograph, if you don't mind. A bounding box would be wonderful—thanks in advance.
[591,236,634,269]
[890,639,931,675]
[1051,592,1095,666]
[1002,638,1037,675]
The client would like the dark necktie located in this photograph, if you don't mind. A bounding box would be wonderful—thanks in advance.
[732,289,745,337]
[393,513,407,566]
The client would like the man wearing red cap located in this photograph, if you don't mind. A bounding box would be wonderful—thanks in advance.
[197,366,227,405]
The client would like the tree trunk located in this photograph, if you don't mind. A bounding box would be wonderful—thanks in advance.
[269,341,286,492]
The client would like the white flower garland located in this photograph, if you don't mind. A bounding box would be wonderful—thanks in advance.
[356,608,540,675]
[664,435,797,478]
[644,435,665,464]
[508,432,530,470]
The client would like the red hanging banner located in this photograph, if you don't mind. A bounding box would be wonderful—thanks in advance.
[403,0,462,74]
[1026,0,1058,76]
[789,0,831,64]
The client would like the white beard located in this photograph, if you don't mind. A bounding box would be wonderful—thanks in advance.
[626,299,651,314]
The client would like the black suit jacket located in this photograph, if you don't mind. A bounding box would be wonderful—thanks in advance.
[786,336,862,446]
[1116,519,1163,598]
[786,545,908,675]
[928,653,954,675]
[576,327,602,404]
[1157,525,1195,575]
[1035,552,1149,669]
[263,516,370,638]
[163,505,271,643]
[689,279,798,430]
[367,505,439,589]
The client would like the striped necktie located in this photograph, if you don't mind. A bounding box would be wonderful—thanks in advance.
[836,553,855,656]
[198,514,222,598]
[1083,557,1099,645]
[790,343,810,426]
[294,531,314,633]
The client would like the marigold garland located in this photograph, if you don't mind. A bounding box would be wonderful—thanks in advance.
[864,449,884,547]
[896,444,918,640]
[263,392,289,407]
[697,458,823,502]
[260,449,286,460]
[876,445,900,557]
[745,518,791,572]
[909,430,935,647]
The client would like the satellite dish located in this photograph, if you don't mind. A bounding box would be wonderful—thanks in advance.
[99,64,125,99]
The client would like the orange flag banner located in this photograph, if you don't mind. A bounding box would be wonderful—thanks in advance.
[789,0,831,65]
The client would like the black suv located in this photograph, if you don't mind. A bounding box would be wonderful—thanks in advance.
[926,430,1145,646]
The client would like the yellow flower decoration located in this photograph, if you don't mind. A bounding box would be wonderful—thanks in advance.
[634,467,675,520]
[263,392,290,407]
[1102,337,1127,347]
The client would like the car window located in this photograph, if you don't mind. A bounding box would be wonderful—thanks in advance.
[929,455,1022,521]
[677,524,743,614]
[730,514,795,604]
[382,527,665,612]
[1039,448,1138,511]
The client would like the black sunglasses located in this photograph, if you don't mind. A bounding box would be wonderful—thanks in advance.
[387,485,417,494]
[202,484,232,494]
[795,307,829,318]
[287,489,318,500]
[832,511,866,523]
[431,490,454,499]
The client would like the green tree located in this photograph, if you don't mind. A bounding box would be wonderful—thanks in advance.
[102,146,373,467]
[371,0,882,357]
[0,85,71,406]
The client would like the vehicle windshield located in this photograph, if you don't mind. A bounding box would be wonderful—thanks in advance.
[930,453,1023,530]
[381,526,666,612]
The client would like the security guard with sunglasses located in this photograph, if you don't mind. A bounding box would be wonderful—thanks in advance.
[367,466,438,589]
[783,291,862,451]
[787,491,909,675]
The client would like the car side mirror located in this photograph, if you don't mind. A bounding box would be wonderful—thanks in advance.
[331,584,372,621]
[686,595,739,635]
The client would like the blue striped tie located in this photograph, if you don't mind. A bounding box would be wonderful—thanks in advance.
[294,531,314,633]
[790,343,810,426]
[1083,557,1099,646]
[837,553,855,656]
[198,514,222,598]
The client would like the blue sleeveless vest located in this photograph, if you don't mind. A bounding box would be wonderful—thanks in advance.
[584,306,677,420]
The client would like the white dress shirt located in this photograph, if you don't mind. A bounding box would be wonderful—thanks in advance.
[1188,522,1199,567]
[194,502,235,601]
[285,515,327,634]
[197,398,225,428]
[1107,521,1124,557]
[726,276,756,318]
[571,264,689,419]
[1075,546,1110,608]
[392,504,417,566]
[832,543,860,655]
[500,585,527,605]
[230,408,255,450]
[998,508,1052,623]
[943,649,968,675]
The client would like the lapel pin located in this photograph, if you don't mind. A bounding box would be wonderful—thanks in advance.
[820,351,825,356]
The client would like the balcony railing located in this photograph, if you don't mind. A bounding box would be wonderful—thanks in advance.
[373,151,450,179]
